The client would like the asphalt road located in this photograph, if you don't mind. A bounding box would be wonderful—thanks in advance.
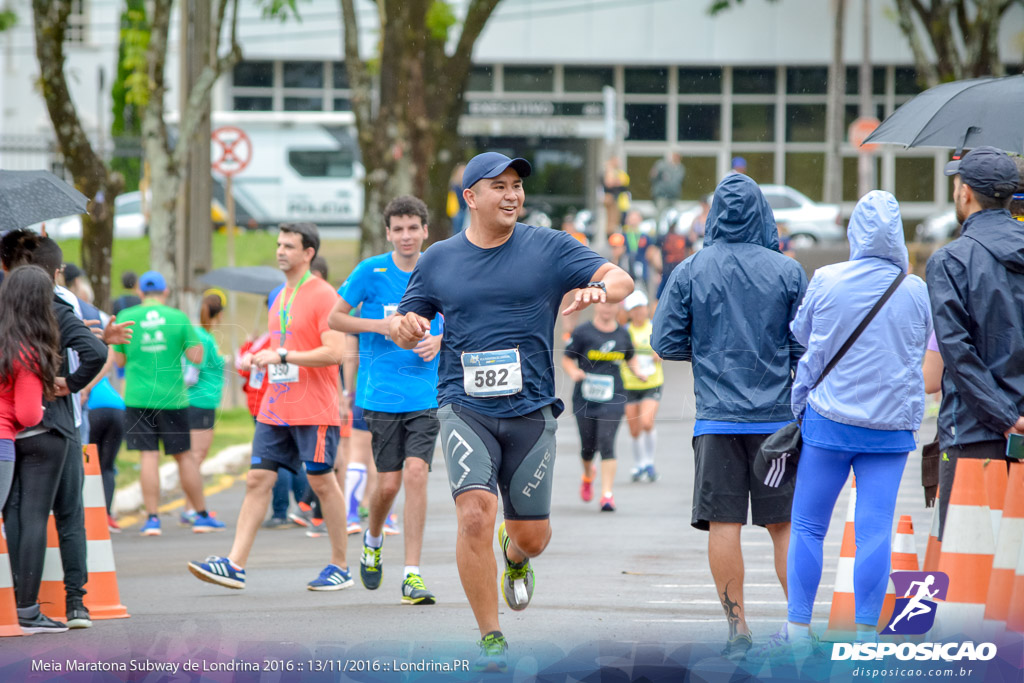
[0,360,940,681]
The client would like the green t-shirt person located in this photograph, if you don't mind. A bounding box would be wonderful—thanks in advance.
[187,326,225,410]
[114,286,202,410]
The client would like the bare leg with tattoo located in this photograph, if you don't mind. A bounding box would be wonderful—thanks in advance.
[709,522,752,658]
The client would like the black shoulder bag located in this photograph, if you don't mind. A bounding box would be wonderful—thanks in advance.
[754,271,908,488]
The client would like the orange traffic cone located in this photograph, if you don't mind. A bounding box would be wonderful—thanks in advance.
[983,462,1024,636]
[823,478,856,642]
[984,459,1008,539]
[1008,515,1024,634]
[930,458,995,640]
[877,516,919,633]
[39,446,129,621]
[0,517,23,637]
[923,493,942,573]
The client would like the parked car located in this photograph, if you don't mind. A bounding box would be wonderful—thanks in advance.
[915,208,960,243]
[46,191,147,240]
[759,184,844,247]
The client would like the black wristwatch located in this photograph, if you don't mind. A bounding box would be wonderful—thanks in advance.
[276,347,288,364]
[586,281,607,294]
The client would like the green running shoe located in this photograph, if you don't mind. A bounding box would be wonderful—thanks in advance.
[360,531,382,590]
[473,632,508,673]
[498,522,534,611]
[401,573,435,605]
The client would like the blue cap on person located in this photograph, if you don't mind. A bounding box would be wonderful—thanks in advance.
[462,152,532,192]
[943,146,1019,199]
[139,270,166,293]
[732,156,747,170]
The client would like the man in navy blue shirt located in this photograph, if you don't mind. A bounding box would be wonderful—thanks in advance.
[328,195,442,606]
[392,152,633,672]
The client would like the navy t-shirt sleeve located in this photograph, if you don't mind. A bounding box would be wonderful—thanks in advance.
[554,230,608,293]
[397,254,439,319]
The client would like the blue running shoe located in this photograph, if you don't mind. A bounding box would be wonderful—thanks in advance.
[187,556,246,589]
[193,514,226,533]
[307,564,354,591]
[140,516,161,536]
[645,464,659,482]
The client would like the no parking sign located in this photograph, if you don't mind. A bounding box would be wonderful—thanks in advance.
[211,126,252,176]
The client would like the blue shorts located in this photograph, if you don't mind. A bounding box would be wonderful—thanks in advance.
[251,422,339,475]
[352,405,369,432]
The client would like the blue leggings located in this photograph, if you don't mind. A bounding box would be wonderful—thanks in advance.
[787,442,908,625]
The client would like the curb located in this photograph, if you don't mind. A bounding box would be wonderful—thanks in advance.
[111,442,252,516]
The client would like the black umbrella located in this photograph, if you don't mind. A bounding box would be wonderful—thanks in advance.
[0,169,89,231]
[198,266,285,296]
[863,75,1024,154]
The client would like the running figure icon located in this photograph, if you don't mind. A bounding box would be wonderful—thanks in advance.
[888,574,939,632]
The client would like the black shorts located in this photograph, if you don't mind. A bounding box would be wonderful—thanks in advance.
[125,407,191,455]
[250,421,339,476]
[691,433,794,531]
[625,386,663,403]
[363,408,439,473]
[937,439,1007,542]
[437,403,557,521]
[188,406,216,431]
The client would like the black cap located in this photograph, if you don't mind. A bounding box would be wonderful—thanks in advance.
[62,262,82,285]
[944,146,1020,198]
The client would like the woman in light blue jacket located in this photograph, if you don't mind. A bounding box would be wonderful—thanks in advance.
[756,190,932,657]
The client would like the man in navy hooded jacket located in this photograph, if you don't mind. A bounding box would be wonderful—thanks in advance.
[927,146,1024,541]
[652,173,807,659]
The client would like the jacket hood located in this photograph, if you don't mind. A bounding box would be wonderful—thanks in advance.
[704,174,780,251]
[846,190,909,271]
[963,209,1024,274]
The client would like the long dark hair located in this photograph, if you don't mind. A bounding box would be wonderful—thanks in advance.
[0,265,62,401]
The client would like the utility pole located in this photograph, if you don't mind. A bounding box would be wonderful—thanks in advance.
[175,0,213,305]
[858,0,875,198]
[824,0,846,204]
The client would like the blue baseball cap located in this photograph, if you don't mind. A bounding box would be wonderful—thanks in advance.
[944,146,1019,198]
[462,152,532,192]
[139,270,167,293]
[732,156,747,169]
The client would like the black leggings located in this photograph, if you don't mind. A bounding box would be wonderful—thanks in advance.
[4,431,68,608]
[576,413,622,462]
[89,407,125,513]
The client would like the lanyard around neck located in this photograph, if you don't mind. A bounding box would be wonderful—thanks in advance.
[278,271,311,344]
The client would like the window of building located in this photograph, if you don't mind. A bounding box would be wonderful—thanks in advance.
[283,62,323,89]
[735,152,775,184]
[624,67,669,94]
[786,67,828,95]
[333,98,352,112]
[288,150,355,178]
[234,61,274,88]
[467,66,494,92]
[845,66,886,95]
[681,156,718,200]
[233,96,273,111]
[503,66,554,92]
[786,104,826,142]
[626,155,661,201]
[284,97,323,112]
[894,67,924,95]
[895,156,935,202]
[563,67,614,93]
[65,0,87,43]
[785,153,825,202]
[732,104,775,142]
[842,156,883,202]
[678,104,721,141]
[625,104,667,141]
[733,67,776,94]
[678,68,722,95]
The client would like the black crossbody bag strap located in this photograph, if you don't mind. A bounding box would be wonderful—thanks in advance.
[811,271,907,391]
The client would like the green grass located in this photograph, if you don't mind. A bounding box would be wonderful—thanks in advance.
[113,407,257,490]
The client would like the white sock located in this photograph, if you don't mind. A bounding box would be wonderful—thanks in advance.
[643,429,657,467]
[786,622,811,641]
[345,464,367,515]
[365,532,383,548]
[404,565,420,577]
[631,436,644,468]
[855,628,877,643]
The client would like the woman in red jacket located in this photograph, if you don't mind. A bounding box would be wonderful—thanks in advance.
[0,265,62,509]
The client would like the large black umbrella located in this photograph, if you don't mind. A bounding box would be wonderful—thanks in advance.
[198,266,285,296]
[0,169,89,231]
[863,74,1024,154]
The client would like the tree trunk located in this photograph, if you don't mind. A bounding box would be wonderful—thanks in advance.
[341,0,501,257]
[33,0,123,309]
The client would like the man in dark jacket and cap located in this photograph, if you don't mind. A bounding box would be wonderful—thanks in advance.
[652,173,807,659]
[927,146,1024,540]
